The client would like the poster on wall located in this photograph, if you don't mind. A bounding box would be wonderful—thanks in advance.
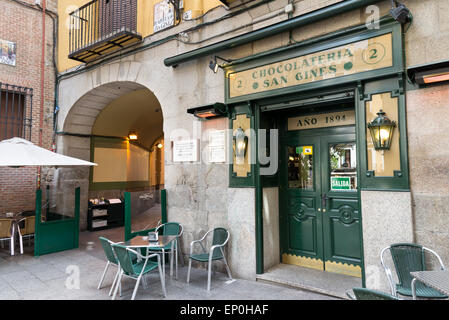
[209,130,227,163]
[173,139,199,162]
[154,1,175,33]
[0,39,16,66]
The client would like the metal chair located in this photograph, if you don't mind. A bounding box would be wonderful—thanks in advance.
[187,227,232,291]
[148,222,183,278]
[97,237,124,296]
[111,243,166,300]
[0,218,15,255]
[17,216,35,254]
[346,287,400,300]
[380,243,447,299]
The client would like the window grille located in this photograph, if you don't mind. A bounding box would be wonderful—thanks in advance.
[0,83,33,141]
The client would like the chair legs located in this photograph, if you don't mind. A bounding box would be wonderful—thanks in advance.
[207,259,213,291]
[97,261,111,290]
[19,235,23,255]
[131,275,142,300]
[109,268,120,296]
[158,261,167,297]
[111,266,166,300]
[222,254,233,280]
[187,257,232,291]
[10,236,14,256]
[187,258,192,284]
[112,271,123,300]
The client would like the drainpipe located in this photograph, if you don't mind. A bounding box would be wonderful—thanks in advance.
[164,0,385,67]
[37,0,46,189]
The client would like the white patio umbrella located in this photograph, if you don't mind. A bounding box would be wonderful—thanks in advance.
[0,137,97,167]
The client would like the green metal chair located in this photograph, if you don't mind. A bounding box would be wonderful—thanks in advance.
[187,227,232,291]
[380,243,447,299]
[147,222,183,278]
[111,243,166,300]
[346,287,400,300]
[97,237,123,296]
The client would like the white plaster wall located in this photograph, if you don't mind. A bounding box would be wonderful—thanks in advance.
[361,190,413,292]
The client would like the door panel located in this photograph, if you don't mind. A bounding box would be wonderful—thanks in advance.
[283,136,323,265]
[282,127,362,277]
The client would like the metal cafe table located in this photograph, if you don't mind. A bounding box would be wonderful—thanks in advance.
[411,270,449,300]
[123,235,177,280]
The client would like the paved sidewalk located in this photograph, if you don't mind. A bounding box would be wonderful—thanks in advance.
[0,246,337,300]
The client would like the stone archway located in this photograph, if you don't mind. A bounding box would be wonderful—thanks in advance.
[55,61,167,230]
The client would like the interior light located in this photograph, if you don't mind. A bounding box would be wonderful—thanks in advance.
[157,143,163,149]
[128,132,138,140]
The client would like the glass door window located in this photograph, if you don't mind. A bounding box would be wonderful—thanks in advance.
[329,143,357,191]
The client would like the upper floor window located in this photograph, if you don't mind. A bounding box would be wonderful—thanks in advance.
[0,83,33,141]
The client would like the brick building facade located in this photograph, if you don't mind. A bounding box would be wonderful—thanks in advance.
[0,0,56,213]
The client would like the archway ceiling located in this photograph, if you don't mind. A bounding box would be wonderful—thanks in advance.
[92,87,163,149]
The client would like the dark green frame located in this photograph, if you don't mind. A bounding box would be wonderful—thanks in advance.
[124,189,167,241]
[357,76,410,190]
[228,102,256,188]
[224,18,403,104]
[34,187,80,256]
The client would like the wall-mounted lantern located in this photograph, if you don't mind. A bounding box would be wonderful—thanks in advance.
[233,127,248,161]
[367,109,396,151]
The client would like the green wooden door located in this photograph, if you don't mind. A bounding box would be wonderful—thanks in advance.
[281,128,362,277]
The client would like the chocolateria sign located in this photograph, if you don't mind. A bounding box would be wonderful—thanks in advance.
[227,33,393,99]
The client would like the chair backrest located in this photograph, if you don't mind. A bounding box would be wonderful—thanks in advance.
[25,216,35,235]
[211,228,229,258]
[99,237,118,264]
[352,288,399,300]
[112,244,137,276]
[0,219,13,238]
[389,243,425,290]
[158,222,181,236]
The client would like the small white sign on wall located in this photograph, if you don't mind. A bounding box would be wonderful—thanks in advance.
[154,1,175,32]
[173,139,199,162]
[208,130,226,163]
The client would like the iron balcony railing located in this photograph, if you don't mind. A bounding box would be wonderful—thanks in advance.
[69,0,140,63]
[0,83,33,141]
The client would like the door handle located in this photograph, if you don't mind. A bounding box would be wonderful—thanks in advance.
[321,193,329,212]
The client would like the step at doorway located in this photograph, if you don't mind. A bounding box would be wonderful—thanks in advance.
[256,264,362,299]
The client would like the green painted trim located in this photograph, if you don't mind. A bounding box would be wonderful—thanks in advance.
[255,105,264,274]
[164,0,385,67]
[124,192,132,241]
[355,87,366,288]
[34,189,42,257]
[74,187,80,249]
[161,189,167,224]
[34,188,80,256]
[92,136,128,149]
[358,77,410,190]
[224,20,403,104]
[228,103,256,188]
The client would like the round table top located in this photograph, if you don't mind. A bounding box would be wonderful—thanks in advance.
[123,235,177,248]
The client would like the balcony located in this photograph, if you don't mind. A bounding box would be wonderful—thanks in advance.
[69,0,142,63]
